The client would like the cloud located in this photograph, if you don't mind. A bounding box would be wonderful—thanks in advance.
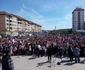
[16,4,72,30]
[53,14,72,29]
[63,14,72,21]
[16,0,85,30]
[1,0,85,30]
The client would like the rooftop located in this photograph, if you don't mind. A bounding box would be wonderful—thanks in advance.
[72,8,84,13]
[0,11,41,27]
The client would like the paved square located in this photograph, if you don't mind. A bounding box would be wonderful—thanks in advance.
[0,56,85,70]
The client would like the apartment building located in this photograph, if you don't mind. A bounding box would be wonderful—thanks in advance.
[34,23,41,32]
[37,25,42,32]
[72,8,84,31]
[25,21,30,33]
[84,22,85,30]
[11,14,29,33]
[0,11,18,36]
[0,11,42,36]
[11,14,42,33]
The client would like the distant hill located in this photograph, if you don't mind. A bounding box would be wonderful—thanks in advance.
[49,29,72,34]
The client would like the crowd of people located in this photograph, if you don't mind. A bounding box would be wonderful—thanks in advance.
[0,32,85,70]
[0,32,85,63]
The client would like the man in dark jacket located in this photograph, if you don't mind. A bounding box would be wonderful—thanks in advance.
[2,47,14,70]
[47,45,53,63]
[68,45,74,61]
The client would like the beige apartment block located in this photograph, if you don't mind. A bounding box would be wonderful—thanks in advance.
[0,11,42,36]
[12,14,42,33]
[0,11,18,36]
[0,15,5,32]
[29,21,42,32]
[29,21,35,32]
[34,24,42,32]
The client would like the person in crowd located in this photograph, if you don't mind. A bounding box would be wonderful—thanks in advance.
[68,44,74,61]
[37,44,42,57]
[47,45,53,63]
[73,44,80,63]
[2,47,14,70]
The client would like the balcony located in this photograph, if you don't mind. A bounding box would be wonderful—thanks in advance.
[9,20,12,22]
[18,22,22,24]
[9,27,12,29]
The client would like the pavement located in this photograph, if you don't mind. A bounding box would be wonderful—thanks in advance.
[0,56,85,70]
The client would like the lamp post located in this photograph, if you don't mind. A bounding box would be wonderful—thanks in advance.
[54,26,56,33]
[55,26,56,30]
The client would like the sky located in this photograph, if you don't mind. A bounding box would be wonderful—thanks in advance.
[0,0,85,30]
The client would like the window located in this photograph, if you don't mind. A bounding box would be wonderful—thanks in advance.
[6,20,9,22]
[9,16,12,18]
[6,27,9,30]
[9,24,12,26]
[18,22,22,24]
[7,23,9,25]
[6,16,9,19]
[9,20,12,22]
[9,27,12,29]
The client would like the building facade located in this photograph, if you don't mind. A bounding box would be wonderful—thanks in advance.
[72,8,84,31]
[0,11,42,36]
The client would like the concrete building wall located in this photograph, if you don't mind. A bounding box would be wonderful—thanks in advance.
[0,15,5,31]
[21,21,26,32]
[72,8,84,31]
[0,11,42,36]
